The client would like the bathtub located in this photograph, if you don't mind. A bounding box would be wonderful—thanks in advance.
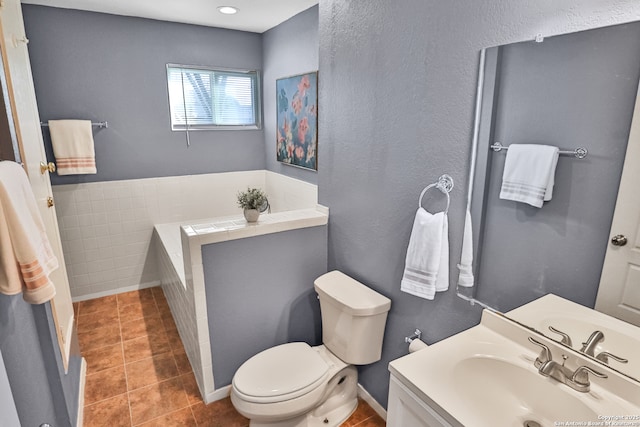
[153,171,327,403]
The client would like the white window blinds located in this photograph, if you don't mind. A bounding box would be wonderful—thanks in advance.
[167,65,261,130]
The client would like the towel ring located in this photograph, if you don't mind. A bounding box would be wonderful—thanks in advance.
[419,174,454,214]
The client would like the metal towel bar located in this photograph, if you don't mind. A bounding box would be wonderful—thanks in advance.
[40,121,108,129]
[490,142,587,159]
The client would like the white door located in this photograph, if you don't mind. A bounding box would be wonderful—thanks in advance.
[595,84,640,327]
[0,0,74,369]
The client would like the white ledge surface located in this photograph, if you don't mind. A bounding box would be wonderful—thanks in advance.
[182,206,329,246]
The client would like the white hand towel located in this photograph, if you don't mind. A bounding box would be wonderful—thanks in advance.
[48,119,97,175]
[499,144,559,208]
[401,208,449,300]
[0,161,57,304]
[457,209,474,288]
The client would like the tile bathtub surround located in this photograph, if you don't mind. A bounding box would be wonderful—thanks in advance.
[53,171,317,300]
[76,288,384,427]
[155,207,328,401]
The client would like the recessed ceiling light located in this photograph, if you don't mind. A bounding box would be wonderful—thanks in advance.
[217,6,238,15]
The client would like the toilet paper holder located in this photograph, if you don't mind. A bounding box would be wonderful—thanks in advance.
[404,329,422,343]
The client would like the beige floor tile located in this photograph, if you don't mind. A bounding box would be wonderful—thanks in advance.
[128,377,189,425]
[83,343,124,374]
[191,398,249,427]
[84,365,127,405]
[134,407,196,427]
[79,295,118,315]
[118,299,160,323]
[78,324,122,352]
[77,308,120,333]
[179,373,203,405]
[172,349,192,375]
[121,315,164,342]
[83,393,130,427]
[125,353,179,391]
[123,332,171,364]
[117,289,155,306]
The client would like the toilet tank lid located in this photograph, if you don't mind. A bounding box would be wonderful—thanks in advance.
[314,271,391,316]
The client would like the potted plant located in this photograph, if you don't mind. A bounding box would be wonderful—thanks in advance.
[237,187,268,222]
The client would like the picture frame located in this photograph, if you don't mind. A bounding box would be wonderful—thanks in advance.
[276,71,318,171]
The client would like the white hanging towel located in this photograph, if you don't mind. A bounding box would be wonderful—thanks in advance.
[499,144,559,208]
[401,208,449,300]
[456,209,474,288]
[48,119,97,175]
[0,161,57,304]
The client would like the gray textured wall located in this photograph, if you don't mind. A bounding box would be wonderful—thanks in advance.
[203,226,327,388]
[0,351,20,427]
[318,0,640,407]
[473,23,640,311]
[22,5,264,185]
[262,6,319,184]
[0,295,82,426]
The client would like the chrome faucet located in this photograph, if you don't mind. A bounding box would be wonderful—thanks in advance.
[528,337,607,393]
[580,331,605,356]
[595,351,628,365]
[548,325,572,347]
[578,331,629,366]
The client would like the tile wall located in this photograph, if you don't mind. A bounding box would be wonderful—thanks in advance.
[53,171,315,300]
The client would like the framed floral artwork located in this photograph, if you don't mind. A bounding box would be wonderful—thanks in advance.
[276,71,318,171]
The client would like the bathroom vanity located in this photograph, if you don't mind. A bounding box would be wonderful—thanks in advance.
[387,298,640,427]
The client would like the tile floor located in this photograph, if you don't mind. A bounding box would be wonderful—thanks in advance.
[77,287,385,427]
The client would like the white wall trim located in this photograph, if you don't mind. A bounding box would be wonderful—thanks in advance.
[357,383,386,421]
[204,384,385,418]
[71,281,160,303]
[205,384,232,404]
[77,357,87,427]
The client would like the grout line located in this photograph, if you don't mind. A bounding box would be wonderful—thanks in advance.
[128,378,192,425]
[82,390,129,410]
[189,404,199,426]
[116,295,135,427]
[132,405,194,427]
[351,416,375,427]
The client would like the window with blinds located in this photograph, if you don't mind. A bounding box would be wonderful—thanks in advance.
[166,64,261,130]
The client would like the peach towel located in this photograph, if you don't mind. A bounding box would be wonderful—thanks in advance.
[49,119,97,175]
[0,161,57,304]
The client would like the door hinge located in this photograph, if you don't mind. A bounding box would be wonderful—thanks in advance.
[11,34,29,48]
[47,196,54,208]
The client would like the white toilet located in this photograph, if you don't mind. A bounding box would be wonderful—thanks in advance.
[230,270,392,427]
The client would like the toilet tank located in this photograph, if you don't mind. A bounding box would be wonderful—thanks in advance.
[314,271,391,365]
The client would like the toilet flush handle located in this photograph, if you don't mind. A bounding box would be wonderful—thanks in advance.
[404,329,422,343]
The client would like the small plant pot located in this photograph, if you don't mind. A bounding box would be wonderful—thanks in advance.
[243,209,260,223]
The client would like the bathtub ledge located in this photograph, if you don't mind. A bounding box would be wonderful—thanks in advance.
[182,206,329,245]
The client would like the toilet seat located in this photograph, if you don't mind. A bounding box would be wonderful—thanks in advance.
[233,342,330,404]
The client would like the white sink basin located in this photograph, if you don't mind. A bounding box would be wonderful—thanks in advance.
[388,310,640,427]
[453,356,598,426]
[507,294,640,380]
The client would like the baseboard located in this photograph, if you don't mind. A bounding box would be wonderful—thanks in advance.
[76,357,87,427]
[357,383,386,421]
[203,383,383,419]
[71,281,161,302]
[205,384,231,404]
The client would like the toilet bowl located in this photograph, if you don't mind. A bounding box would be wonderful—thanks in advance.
[230,271,391,427]
[231,344,357,427]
